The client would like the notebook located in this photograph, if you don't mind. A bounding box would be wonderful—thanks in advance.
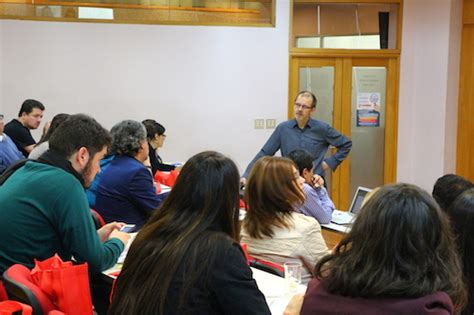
[331,187,372,225]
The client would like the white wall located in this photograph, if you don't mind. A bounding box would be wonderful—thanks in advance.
[0,0,464,190]
[444,0,462,174]
[397,0,462,191]
[0,1,290,173]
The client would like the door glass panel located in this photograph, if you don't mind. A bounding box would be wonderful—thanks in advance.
[350,67,386,198]
[299,66,335,191]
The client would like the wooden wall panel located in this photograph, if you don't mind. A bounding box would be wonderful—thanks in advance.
[457,25,474,181]
[457,0,474,181]
[464,0,474,24]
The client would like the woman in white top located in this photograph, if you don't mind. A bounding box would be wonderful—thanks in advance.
[241,156,330,283]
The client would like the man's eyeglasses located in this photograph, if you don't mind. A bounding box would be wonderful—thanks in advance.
[294,103,313,110]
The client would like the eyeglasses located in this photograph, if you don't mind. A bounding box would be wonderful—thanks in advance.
[294,103,313,110]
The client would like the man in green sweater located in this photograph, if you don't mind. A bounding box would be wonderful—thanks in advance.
[0,114,130,275]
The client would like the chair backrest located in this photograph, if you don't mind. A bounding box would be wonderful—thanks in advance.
[90,209,106,229]
[0,300,33,315]
[248,255,284,277]
[0,280,8,301]
[3,264,56,315]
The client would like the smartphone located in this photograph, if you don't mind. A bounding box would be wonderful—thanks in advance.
[120,224,136,233]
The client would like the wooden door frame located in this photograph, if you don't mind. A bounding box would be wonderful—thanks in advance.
[456,0,474,181]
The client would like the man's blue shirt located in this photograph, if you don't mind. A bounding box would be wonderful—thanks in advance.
[243,119,352,177]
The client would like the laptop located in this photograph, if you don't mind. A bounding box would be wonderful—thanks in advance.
[331,186,372,225]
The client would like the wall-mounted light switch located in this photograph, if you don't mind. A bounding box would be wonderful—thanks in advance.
[266,119,276,129]
[254,119,264,129]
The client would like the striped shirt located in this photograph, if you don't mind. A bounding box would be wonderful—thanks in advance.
[296,183,335,224]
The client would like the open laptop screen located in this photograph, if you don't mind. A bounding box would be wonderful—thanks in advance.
[349,187,372,215]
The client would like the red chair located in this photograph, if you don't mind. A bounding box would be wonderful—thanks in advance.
[248,255,284,277]
[0,300,32,314]
[2,265,64,315]
[0,280,8,301]
[90,209,105,229]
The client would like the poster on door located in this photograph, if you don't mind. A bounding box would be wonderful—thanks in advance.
[356,93,381,127]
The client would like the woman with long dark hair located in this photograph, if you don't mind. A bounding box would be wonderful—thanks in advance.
[142,119,176,175]
[301,184,467,315]
[449,188,474,315]
[109,151,270,315]
[241,156,329,284]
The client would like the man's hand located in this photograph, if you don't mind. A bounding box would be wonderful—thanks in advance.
[311,175,324,188]
[109,229,132,246]
[97,222,125,243]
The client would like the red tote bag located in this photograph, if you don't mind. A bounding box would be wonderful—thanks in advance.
[30,255,93,315]
[0,301,32,315]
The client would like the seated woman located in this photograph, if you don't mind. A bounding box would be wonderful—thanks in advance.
[108,151,270,315]
[142,119,176,175]
[94,120,166,229]
[448,188,474,315]
[241,156,330,284]
[301,184,467,315]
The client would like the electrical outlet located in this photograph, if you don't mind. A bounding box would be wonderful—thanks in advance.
[254,119,264,129]
[266,119,276,129]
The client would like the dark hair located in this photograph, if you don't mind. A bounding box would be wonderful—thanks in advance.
[108,151,241,315]
[432,174,473,211]
[288,149,314,175]
[295,91,317,108]
[37,113,70,145]
[18,99,45,116]
[142,119,165,140]
[244,156,305,239]
[48,114,111,159]
[109,120,146,157]
[314,184,466,311]
[449,188,474,314]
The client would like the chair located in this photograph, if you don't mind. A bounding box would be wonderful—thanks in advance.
[248,255,284,277]
[90,209,105,229]
[0,280,8,301]
[0,300,33,314]
[2,264,64,315]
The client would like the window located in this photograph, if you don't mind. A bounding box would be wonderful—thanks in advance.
[292,2,400,49]
[0,0,274,26]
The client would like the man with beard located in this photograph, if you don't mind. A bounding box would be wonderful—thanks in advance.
[0,114,130,275]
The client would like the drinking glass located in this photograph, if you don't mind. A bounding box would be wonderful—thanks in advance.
[284,261,302,294]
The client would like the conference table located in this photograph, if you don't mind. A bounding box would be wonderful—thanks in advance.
[321,220,352,248]
[103,255,306,314]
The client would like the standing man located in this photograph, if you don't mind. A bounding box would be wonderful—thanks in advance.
[4,99,45,156]
[242,91,352,184]
[0,114,24,173]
